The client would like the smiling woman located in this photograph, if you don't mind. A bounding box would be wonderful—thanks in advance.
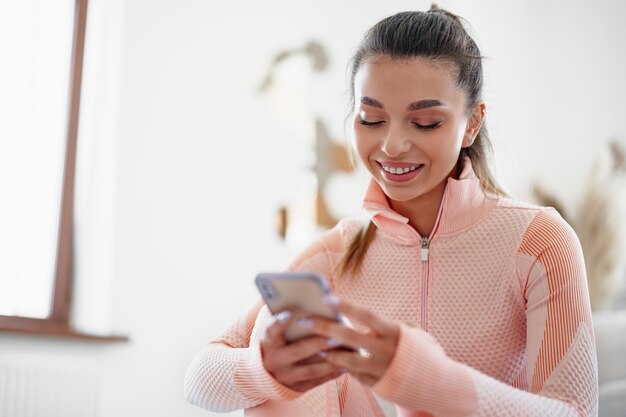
[351,57,485,236]
[184,4,598,417]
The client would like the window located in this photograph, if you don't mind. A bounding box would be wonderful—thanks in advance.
[0,0,125,341]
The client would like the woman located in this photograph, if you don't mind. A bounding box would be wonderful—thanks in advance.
[184,5,598,416]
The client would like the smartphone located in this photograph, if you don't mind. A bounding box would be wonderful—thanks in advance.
[255,272,352,344]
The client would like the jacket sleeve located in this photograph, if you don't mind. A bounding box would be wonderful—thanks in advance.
[183,298,303,412]
[183,222,345,412]
[372,210,598,417]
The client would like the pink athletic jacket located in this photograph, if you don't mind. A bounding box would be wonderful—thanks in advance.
[184,158,598,417]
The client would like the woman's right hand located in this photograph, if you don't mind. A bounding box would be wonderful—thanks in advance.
[260,310,346,392]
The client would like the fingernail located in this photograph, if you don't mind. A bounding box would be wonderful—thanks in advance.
[322,294,340,306]
[327,338,341,347]
[276,311,291,324]
[297,318,314,328]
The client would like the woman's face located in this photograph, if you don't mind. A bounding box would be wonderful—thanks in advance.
[352,56,482,204]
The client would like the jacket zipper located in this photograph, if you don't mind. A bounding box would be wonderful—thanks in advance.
[420,200,445,332]
[420,237,430,331]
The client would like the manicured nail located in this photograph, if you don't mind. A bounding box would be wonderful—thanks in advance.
[276,311,291,324]
[298,318,314,328]
[327,338,341,347]
[322,294,340,306]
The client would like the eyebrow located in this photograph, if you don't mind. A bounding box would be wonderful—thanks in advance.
[360,96,445,111]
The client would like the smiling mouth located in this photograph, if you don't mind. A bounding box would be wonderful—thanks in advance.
[376,161,424,174]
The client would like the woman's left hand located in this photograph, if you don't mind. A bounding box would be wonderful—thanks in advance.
[298,296,400,387]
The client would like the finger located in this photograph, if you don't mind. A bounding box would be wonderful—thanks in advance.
[280,360,340,386]
[320,349,386,378]
[264,310,295,347]
[325,297,397,337]
[280,336,333,365]
[299,317,383,354]
[296,354,325,365]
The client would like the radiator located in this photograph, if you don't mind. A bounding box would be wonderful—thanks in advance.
[0,363,98,417]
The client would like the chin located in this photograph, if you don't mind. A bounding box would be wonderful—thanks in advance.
[378,182,425,202]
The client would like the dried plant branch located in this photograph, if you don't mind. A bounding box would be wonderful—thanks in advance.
[577,142,626,310]
[531,141,626,310]
[531,182,570,225]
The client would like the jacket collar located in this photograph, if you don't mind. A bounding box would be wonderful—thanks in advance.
[361,157,498,246]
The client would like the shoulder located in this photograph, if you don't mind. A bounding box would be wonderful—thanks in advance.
[332,217,368,250]
[518,207,582,259]
[497,195,545,211]
[490,196,581,257]
[285,217,368,272]
[493,196,574,237]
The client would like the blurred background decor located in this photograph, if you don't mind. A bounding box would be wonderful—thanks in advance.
[532,140,626,416]
[532,140,626,311]
[257,40,354,248]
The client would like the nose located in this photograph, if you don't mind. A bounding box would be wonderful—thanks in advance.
[380,131,411,157]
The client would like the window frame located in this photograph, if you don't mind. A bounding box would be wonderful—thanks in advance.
[0,0,126,342]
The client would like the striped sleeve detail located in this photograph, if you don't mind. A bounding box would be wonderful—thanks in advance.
[184,298,305,411]
[518,209,593,393]
[337,374,349,414]
[233,343,303,401]
[511,366,528,390]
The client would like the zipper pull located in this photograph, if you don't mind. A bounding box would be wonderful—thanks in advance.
[421,237,430,261]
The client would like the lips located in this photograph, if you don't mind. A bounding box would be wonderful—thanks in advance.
[375,161,424,183]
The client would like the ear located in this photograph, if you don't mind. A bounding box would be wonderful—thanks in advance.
[462,102,486,148]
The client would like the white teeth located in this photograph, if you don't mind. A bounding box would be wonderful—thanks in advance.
[382,164,422,174]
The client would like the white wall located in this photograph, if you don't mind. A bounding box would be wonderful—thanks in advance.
[1,1,625,416]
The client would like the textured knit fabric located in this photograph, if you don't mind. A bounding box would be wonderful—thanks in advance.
[184,158,598,417]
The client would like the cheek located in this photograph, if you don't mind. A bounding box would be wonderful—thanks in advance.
[351,126,375,161]
[423,125,464,160]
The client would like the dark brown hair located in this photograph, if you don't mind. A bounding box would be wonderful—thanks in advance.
[337,4,506,278]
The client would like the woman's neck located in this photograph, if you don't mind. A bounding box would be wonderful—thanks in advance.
[389,181,446,238]
[389,163,460,238]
